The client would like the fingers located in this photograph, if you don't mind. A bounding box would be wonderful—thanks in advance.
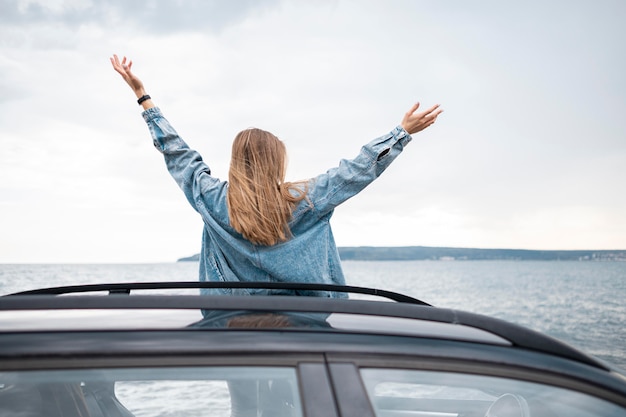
[111,54,123,68]
[110,54,131,70]
[405,102,420,117]
[420,104,441,117]
[119,56,129,71]
[417,105,443,128]
[110,54,124,72]
[110,54,136,81]
[425,103,440,112]
[121,56,133,72]
[407,103,442,121]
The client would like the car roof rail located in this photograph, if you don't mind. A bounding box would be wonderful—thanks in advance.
[0,293,606,370]
[5,282,431,306]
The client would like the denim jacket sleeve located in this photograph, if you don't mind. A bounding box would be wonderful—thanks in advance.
[143,107,220,212]
[307,125,412,217]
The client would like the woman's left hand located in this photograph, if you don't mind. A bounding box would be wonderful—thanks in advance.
[110,54,146,97]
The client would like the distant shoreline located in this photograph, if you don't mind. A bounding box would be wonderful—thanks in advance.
[177,246,626,262]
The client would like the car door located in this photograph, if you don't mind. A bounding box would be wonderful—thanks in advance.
[326,355,626,417]
[0,348,340,417]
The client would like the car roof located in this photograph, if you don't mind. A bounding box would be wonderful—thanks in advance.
[0,281,609,370]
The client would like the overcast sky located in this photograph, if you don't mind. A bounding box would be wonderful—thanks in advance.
[1,0,625,263]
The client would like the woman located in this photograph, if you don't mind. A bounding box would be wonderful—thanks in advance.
[111,55,442,298]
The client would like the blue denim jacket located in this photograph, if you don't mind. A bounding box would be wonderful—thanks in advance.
[143,107,412,298]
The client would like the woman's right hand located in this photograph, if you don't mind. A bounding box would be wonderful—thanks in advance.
[400,102,443,135]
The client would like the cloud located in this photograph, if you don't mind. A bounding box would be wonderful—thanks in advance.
[1,0,281,40]
[1,0,626,262]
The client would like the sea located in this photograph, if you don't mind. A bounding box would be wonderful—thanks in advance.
[0,260,624,372]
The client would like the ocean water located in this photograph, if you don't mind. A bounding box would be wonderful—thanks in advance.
[0,261,624,370]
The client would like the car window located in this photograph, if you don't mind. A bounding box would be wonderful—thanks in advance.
[0,366,303,417]
[360,369,625,417]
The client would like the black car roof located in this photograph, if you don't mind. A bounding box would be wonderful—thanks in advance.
[0,282,609,371]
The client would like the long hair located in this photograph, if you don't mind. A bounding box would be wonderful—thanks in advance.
[226,128,307,246]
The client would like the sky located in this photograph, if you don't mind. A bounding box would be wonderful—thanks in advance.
[1,0,625,263]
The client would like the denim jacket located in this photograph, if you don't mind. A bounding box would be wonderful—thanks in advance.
[143,107,412,298]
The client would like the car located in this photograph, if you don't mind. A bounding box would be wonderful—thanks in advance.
[1,281,625,417]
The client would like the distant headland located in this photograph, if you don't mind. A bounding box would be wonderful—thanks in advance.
[177,246,626,262]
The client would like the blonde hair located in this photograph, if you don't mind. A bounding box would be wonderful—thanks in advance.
[226,128,307,246]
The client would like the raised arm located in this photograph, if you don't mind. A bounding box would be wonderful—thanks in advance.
[110,54,155,111]
[110,54,222,213]
[306,102,443,217]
